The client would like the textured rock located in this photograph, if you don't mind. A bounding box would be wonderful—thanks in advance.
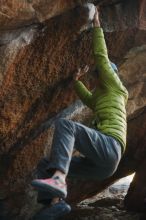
[63,194,141,220]
[0,0,146,219]
[124,152,146,212]
[0,0,84,30]
[1,0,138,31]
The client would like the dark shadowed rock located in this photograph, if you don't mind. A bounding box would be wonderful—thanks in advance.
[0,0,146,219]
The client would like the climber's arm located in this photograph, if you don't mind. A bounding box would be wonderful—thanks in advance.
[74,66,93,109]
[93,8,121,89]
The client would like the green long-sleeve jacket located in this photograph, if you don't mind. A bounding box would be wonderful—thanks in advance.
[74,27,128,152]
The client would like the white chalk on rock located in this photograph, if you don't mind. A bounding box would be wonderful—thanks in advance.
[83,3,96,21]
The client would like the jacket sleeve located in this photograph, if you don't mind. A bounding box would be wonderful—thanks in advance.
[74,80,93,109]
[93,27,123,90]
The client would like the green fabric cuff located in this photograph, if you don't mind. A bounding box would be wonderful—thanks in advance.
[74,80,82,90]
[93,27,104,37]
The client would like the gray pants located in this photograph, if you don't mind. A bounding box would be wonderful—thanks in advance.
[36,118,122,205]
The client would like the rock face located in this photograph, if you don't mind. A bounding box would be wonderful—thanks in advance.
[63,190,141,220]
[0,0,146,219]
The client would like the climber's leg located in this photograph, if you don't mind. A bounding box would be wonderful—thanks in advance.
[32,118,121,199]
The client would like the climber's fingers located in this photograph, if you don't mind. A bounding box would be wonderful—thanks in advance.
[83,65,89,73]
[74,65,89,80]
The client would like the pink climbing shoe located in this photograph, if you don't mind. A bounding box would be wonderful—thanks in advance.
[31,176,67,198]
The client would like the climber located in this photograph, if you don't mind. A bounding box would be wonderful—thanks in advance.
[31,4,128,220]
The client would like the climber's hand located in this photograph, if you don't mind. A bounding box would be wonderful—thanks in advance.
[93,7,100,27]
[74,65,89,81]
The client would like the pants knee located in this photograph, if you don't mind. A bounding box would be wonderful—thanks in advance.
[55,118,74,129]
[54,118,76,139]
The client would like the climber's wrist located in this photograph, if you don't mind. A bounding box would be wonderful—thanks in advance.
[93,7,101,27]
[94,19,101,27]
